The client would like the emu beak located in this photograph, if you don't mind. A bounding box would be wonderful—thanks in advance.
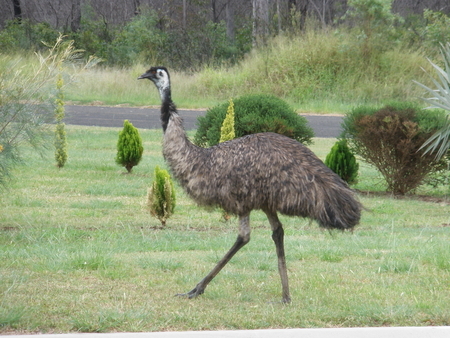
[137,73,148,80]
[138,71,153,80]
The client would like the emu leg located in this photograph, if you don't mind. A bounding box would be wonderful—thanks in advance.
[265,211,291,303]
[177,214,251,299]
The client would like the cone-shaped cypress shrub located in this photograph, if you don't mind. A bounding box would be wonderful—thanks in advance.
[219,99,235,143]
[219,99,235,221]
[325,139,359,185]
[147,166,176,227]
[54,73,68,168]
[115,120,143,173]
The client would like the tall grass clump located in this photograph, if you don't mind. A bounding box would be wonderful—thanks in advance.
[62,29,437,112]
[191,30,435,111]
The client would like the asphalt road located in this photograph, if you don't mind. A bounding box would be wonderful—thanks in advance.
[64,105,343,138]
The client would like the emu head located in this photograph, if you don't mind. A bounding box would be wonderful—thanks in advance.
[138,67,170,101]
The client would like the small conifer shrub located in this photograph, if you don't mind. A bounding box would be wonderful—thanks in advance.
[147,166,176,227]
[54,73,68,168]
[219,99,235,221]
[115,120,143,173]
[325,139,359,185]
[219,99,235,143]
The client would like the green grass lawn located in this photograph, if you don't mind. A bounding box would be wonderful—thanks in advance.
[1,126,449,333]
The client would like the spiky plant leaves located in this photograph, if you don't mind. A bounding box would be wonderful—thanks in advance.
[147,166,176,227]
[413,42,450,160]
[219,99,235,143]
[325,139,359,185]
[115,120,143,173]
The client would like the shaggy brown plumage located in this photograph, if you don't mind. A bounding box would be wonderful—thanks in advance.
[139,66,362,303]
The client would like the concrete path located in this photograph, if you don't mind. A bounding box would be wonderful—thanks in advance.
[64,105,344,138]
[8,326,450,338]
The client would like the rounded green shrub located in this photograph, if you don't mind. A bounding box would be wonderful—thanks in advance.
[325,139,359,185]
[115,120,143,173]
[194,94,314,147]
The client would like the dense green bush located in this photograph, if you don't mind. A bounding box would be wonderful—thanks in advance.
[325,139,359,185]
[194,94,314,147]
[115,120,143,173]
[341,102,448,195]
[147,166,176,227]
[0,19,59,52]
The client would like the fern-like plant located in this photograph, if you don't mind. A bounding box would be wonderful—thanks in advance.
[115,120,143,173]
[325,139,359,185]
[147,166,176,227]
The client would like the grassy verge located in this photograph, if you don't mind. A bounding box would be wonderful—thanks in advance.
[1,126,449,333]
[63,31,436,113]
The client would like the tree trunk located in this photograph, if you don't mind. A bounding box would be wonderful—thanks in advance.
[226,0,235,43]
[252,0,269,47]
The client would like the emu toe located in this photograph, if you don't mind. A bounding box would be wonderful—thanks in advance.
[176,284,205,299]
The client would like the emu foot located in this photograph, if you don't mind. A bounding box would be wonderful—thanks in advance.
[175,283,205,299]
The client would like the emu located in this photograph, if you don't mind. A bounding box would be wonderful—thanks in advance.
[138,66,362,303]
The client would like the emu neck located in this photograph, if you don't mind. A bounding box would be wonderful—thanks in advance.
[159,86,174,133]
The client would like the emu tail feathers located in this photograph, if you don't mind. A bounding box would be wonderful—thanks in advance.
[316,185,361,231]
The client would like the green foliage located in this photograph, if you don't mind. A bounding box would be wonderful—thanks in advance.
[194,94,314,147]
[342,102,448,195]
[147,166,176,227]
[325,139,359,185]
[0,19,59,53]
[115,120,143,173]
[219,99,235,143]
[423,10,450,48]
[103,10,166,67]
[0,35,87,188]
[55,73,68,168]
[343,0,403,59]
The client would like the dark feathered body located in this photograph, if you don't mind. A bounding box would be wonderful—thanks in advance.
[139,66,362,303]
[164,112,360,229]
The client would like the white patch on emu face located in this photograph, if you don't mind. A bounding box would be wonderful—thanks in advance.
[156,69,170,91]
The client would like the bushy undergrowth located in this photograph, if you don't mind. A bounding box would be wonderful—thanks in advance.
[342,102,448,195]
[194,94,314,147]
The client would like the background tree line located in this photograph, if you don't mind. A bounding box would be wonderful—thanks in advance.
[0,0,449,69]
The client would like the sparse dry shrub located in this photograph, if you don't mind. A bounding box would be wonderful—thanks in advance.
[342,103,447,195]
